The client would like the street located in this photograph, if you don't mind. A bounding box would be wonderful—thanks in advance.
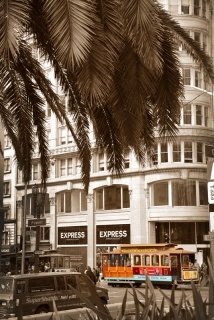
[98,281,209,308]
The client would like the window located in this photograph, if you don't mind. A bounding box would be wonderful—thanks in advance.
[40,227,50,241]
[58,158,73,177]
[46,103,51,117]
[1,229,9,245]
[194,0,200,15]
[156,222,209,245]
[197,142,203,162]
[134,255,141,265]
[196,105,202,125]
[66,276,77,290]
[202,0,206,17]
[172,180,196,206]
[183,68,191,85]
[161,255,169,266]
[60,128,66,145]
[59,127,72,145]
[183,104,191,124]
[4,133,11,148]
[173,142,181,162]
[199,181,208,205]
[29,277,55,292]
[4,205,10,220]
[195,71,201,87]
[204,73,210,91]
[4,158,10,172]
[3,181,10,196]
[181,5,189,14]
[95,185,130,210]
[194,32,200,43]
[32,163,40,180]
[184,142,192,163]
[57,190,87,213]
[99,153,104,171]
[152,255,159,266]
[154,182,168,206]
[124,150,130,169]
[203,107,208,127]
[160,143,168,163]
[57,276,65,290]
[152,145,158,165]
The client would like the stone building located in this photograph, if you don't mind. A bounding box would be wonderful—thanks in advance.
[1,0,213,269]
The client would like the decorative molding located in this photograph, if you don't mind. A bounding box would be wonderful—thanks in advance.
[87,194,94,203]
[49,156,55,166]
[49,197,56,206]
[144,188,149,198]
[16,200,23,209]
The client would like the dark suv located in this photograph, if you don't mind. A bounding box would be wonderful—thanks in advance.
[0,272,109,318]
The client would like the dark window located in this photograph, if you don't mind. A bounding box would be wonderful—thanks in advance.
[172,180,196,206]
[181,5,189,14]
[29,277,55,292]
[199,181,208,205]
[56,276,65,290]
[154,182,168,206]
[173,142,181,162]
[66,275,77,289]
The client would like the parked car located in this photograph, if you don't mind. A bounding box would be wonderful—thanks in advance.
[0,271,109,318]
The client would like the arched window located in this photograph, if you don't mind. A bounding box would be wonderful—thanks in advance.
[57,190,87,213]
[95,185,130,210]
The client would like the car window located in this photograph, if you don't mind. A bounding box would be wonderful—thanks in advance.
[79,277,90,294]
[66,275,77,289]
[56,276,65,290]
[17,280,25,294]
[29,277,55,292]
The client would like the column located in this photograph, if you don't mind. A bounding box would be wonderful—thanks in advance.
[49,196,56,250]
[130,176,147,243]
[87,193,95,268]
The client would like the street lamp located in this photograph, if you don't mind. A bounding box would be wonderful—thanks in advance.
[32,183,47,272]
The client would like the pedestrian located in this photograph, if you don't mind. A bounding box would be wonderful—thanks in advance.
[96,266,100,283]
[86,266,96,284]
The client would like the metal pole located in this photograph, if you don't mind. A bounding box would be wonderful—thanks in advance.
[21,183,27,275]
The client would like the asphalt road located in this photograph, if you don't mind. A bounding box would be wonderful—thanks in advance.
[98,281,209,308]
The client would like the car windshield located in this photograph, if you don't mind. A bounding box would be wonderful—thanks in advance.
[0,278,14,293]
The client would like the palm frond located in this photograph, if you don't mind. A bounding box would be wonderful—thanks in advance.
[5,66,34,183]
[153,24,183,138]
[122,0,163,70]
[43,0,95,69]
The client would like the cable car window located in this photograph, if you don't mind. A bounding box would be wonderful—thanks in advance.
[134,255,141,265]
[161,255,169,266]
[182,255,189,267]
[171,256,178,267]
[58,257,63,268]
[152,255,159,266]
[142,255,150,266]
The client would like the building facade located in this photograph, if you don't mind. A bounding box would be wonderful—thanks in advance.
[2,0,214,269]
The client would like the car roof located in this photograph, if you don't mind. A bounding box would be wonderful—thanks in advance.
[0,272,81,280]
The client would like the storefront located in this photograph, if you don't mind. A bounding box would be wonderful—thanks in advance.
[96,224,130,267]
[58,226,87,272]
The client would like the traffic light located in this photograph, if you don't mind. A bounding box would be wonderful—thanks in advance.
[164,233,169,243]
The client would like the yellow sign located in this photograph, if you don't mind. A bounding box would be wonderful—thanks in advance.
[183,270,198,280]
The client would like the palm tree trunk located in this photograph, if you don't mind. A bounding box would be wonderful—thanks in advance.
[21,182,27,275]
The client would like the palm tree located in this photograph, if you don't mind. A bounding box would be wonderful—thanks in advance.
[0,0,214,192]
